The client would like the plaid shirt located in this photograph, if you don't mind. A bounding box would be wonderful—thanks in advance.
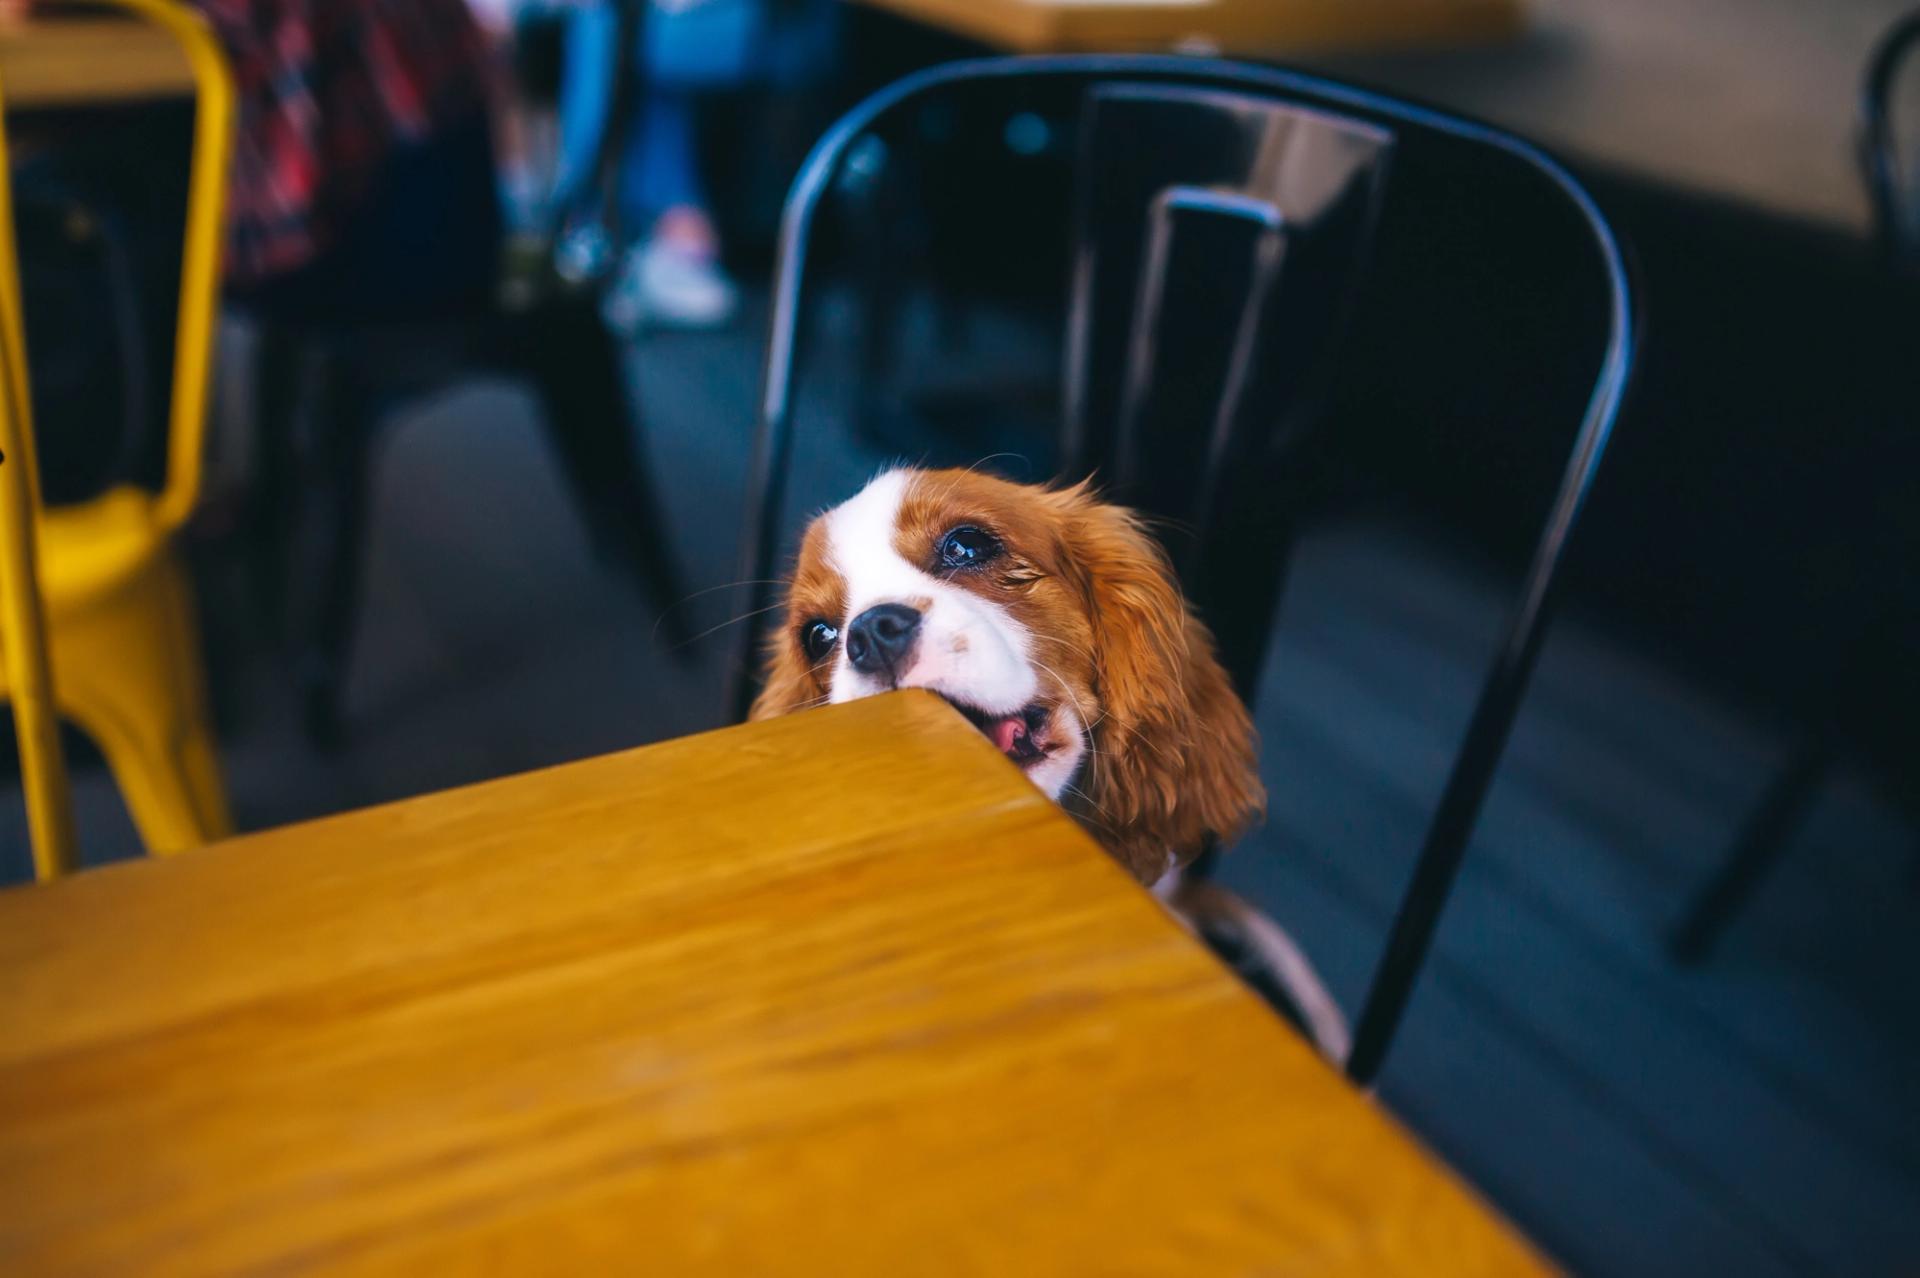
[194,0,490,285]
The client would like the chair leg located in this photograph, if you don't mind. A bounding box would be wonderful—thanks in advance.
[516,298,691,647]
[82,711,217,854]
[296,353,375,751]
[62,552,233,853]
[249,324,307,641]
[1669,741,1832,964]
[1162,872,1351,1063]
[160,552,236,839]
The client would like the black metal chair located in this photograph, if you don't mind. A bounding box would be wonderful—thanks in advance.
[248,3,687,749]
[1668,10,1920,963]
[725,56,1633,1086]
[1864,10,1920,268]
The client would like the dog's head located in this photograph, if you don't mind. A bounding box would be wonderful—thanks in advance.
[750,468,1263,883]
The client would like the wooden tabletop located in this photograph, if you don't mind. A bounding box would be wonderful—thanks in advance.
[855,0,1897,233]
[0,16,191,109]
[0,692,1546,1275]
[853,0,1524,56]
[1297,0,1912,234]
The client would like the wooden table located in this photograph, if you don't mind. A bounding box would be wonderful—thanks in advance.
[0,16,191,109]
[853,0,1524,56]
[855,0,1899,236]
[0,692,1546,1275]
[1296,0,1912,235]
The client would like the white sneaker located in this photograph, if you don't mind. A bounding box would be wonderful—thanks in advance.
[554,222,614,286]
[604,237,739,334]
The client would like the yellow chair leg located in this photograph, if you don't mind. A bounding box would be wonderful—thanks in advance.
[175,714,233,843]
[82,703,223,854]
[153,548,232,842]
[59,549,232,854]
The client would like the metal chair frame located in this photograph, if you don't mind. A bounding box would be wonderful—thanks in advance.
[1861,9,1920,265]
[0,103,76,876]
[727,55,1634,1085]
[0,0,234,877]
[1669,7,1920,962]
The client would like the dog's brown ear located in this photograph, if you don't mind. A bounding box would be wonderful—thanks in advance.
[748,623,821,721]
[1051,485,1264,882]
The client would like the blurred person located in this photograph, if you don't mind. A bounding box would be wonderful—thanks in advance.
[1,0,501,315]
[191,0,502,323]
[181,0,691,668]
[464,0,574,244]
[553,0,838,333]
[553,0,750,332]
[0,0,499,507]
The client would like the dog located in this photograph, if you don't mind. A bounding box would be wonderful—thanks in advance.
[750,467,1349,1060]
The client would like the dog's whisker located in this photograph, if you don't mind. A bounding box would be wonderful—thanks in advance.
[958,452,1032,482]
[1026,656,1092,729]
[1024,655,1104,790]
[1083,707,1168,762]
[1074,701,1161,759]
[650,579,793,644]
[671,578,790,606]
[670,603,789,651]
[1060,782,1114,824]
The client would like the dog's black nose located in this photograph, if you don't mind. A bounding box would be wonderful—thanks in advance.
[845,603,921,676]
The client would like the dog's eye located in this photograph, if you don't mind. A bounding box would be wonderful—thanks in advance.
[801,619,839,663]
[938,525,1001,570]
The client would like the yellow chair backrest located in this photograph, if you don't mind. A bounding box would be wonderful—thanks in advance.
[0,105,76,878]
[0,0,235,878]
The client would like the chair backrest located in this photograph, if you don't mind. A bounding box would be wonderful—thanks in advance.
[727,57,1633,1084]
[1861,9,1920,266]
[0,84,78,880]
[3,0,235,530]
[1061,84,1390,699]
[111,0,236,534]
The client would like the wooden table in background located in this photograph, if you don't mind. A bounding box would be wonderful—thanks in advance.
[852,0,1523,56]
[0,16,191,109]
[0,692,1546,1275]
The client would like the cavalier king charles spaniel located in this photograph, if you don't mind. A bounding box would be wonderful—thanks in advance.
[751,467,1348,1058]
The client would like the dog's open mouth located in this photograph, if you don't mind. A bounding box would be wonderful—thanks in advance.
[939,696,1050,766]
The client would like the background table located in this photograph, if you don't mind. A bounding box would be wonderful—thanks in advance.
[1300,0,1912,235]
[852,0,1905,235]
[0,16,191,109]
[0,691,1545,1274]
[852,0,1523,56]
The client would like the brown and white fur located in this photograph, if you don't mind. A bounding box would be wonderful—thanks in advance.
[751,467,1348,1059]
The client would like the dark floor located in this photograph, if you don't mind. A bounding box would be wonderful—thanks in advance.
[2,291,1915,1277]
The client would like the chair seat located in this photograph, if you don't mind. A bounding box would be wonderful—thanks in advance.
[39,485,171,608]
[0,480,231,854]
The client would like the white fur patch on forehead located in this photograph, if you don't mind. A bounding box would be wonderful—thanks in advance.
[824,469,931,612]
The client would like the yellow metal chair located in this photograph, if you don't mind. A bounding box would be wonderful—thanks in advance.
[0,0,234,878]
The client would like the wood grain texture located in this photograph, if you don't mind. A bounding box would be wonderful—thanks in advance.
[1298,0,1914,233]
[850,0,1523,56]
[0,17,191,108]
[0,691,1548,1276]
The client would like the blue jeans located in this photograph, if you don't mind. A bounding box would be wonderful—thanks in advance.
[553,0,837,227]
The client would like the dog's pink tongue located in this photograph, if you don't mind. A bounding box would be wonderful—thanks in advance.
[989,714,1028,755]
